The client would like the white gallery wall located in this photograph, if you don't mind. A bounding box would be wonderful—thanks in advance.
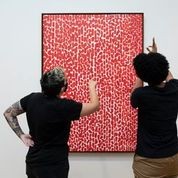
[0,0,178,178]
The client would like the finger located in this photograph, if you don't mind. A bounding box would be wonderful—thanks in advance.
[23,138,34,147]
[28,139,34,146]
[153,37,157,48]
[146,47,151,52]
[27,140,34,147]
[26,134,32,138]
[153,37,155,45]
[29,142,34,147]
[31,140,34,146]
[24,141,30,147]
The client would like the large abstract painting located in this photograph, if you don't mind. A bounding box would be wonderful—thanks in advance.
[42,13,144,152]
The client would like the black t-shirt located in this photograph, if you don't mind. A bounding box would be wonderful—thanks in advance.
[131,79,178,158]
[20,92,82,166]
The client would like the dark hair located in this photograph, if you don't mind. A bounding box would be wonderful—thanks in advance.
[133,52,169,86]
[40,67,67,96]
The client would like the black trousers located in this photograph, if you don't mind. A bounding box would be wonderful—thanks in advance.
[26,159,69,178]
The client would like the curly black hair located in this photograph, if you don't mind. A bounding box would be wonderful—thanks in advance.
[133,52,169,86]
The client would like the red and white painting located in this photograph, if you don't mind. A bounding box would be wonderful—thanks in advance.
[42,13,143,152]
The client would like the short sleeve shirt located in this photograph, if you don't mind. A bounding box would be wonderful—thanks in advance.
[20,93,82,166]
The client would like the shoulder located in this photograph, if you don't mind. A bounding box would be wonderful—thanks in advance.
[131,86,152,108]
[59,98,82,106]
[20,92,41,109]
[167,79,178,86]
[131,86,148,97]
[165,79,178,91]
[130,87,143,108]
[60,98,82,111]
[57,98,82,120]
[20,92,41,101]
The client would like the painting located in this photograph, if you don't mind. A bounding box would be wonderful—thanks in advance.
[42,13,144,152]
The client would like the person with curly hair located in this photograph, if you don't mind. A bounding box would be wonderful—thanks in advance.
[3,66,100,178]
[131,38,178,178]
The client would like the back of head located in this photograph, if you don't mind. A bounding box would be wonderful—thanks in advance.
[40,67,67,97]
[133,52,169,86]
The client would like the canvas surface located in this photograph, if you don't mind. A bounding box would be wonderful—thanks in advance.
[42,13,143,152]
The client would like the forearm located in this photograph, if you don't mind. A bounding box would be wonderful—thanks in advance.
[4,114,24,138]
[80,80,100,117]
[89,87,99,109]
[131,77,143,93]
[3,101,25,138]
[166,71,174,82]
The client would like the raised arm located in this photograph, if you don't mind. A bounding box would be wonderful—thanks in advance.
[131,77,143,94]
[147,38,174,82]
[146,37,157,53]
[3,101,34,147]
[166,71,174,81]
[132,38,157,93]
[80,80,100,117]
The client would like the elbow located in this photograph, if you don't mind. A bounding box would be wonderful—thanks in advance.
[3,111,9,121]
[3,111,7,118]
[94,101,100,112]
[3,111,11,120]
[96,102,100,111]
[96,97,100,111]
[80,100,100,117]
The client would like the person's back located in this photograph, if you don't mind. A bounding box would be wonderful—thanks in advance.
[131,38,178,178]
[21,92,83,167]
[4,66,99,178]
[132,79,178,158]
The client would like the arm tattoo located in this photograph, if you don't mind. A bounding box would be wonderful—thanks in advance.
[4,101,25,138]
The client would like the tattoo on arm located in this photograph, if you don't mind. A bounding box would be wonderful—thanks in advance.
[4,101,25,138]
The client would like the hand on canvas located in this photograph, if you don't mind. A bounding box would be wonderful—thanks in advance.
[146,37,157,53]
[20,134,34,147]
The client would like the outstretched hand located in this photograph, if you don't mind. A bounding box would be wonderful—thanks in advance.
[146,37,157,53]
[20,134,34,147]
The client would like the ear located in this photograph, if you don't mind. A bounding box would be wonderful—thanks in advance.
[60,86,65,93]
[63,82,68,92]
[57,87,65,97]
